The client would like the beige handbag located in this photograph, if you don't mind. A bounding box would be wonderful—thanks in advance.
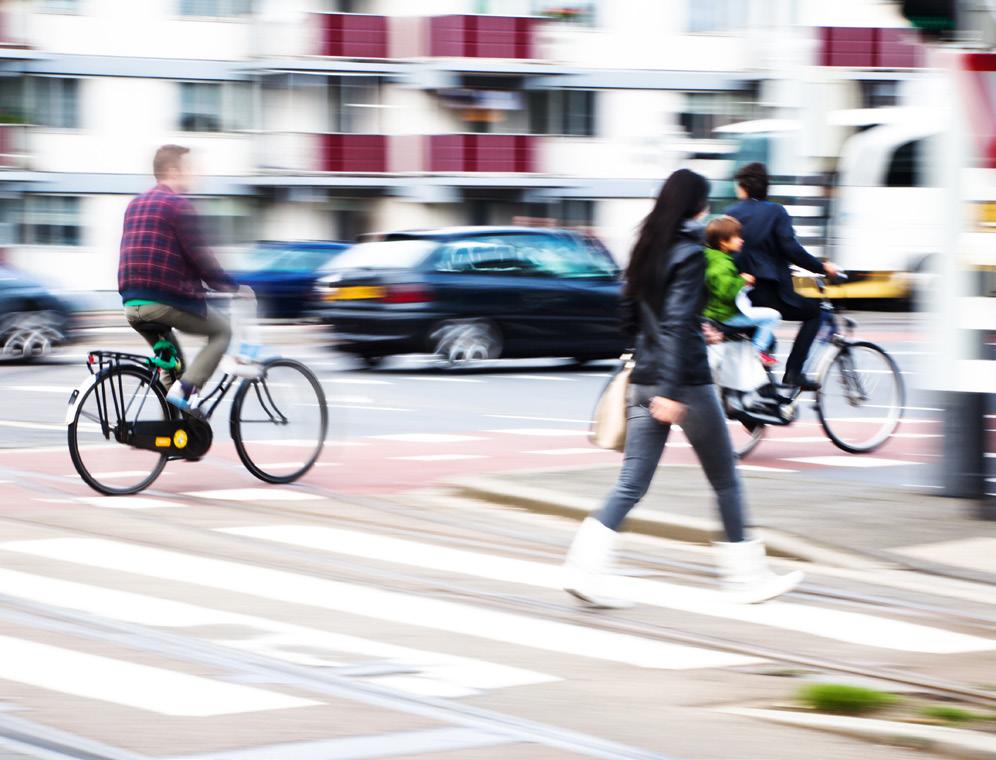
[589,353,634,452]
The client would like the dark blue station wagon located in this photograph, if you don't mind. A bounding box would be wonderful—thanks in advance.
[312,227,626,366]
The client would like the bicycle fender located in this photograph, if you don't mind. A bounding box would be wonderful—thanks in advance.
[65,374,97,425]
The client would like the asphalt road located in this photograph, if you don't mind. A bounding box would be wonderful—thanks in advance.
[0,310,994,760]
[0,310,954,495]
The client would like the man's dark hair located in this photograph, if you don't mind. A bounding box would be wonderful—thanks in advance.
[734,162,769,200]
[153,144,190,181]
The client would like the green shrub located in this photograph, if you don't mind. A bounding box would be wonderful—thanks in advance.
[920,706,984,724]
[798,683,900,715]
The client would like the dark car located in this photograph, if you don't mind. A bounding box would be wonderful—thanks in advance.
[0,266,72,360]
[232,241,349,319]
[312,226,626,365]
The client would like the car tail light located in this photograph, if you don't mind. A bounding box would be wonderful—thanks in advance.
[383,284,432,304]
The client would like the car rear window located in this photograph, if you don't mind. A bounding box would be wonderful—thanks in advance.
[326,240,437,271]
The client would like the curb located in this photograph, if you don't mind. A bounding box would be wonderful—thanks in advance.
[719,707,996,760]
[448,475,886,570]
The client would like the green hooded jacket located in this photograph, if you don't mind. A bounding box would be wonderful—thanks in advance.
[703,246,746,322]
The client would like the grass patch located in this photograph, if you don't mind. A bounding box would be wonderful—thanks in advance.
[920,706,992,724]
[798,684,900,716]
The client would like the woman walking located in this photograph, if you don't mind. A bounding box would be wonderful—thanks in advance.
[563,169,802,606]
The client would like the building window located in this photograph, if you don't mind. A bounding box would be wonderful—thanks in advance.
[193,198,256,247]
[678,91,759,140]
[687,0,747,33]
[30,77,79,129]
[859,80,900,109]
[528,90,597,137]
[178,0,253,17]
[22,196,82,246]
[38,0,81,12]
[328,77,381,133]
[179,82,252,132]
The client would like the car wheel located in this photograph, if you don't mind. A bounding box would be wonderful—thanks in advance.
[0,311,62,362]
[431,320,502,367]
[359,355,385,368]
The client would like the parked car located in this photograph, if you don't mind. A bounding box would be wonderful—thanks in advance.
[0,266,72,361]
[312,226,626,366]
[231,241,349,319]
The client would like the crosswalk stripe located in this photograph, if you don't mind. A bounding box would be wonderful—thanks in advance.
[222,525,996,655]
[527,448,612,456]
[183,488,322,502]
[0,538,761,671]
[0,567,555,698]
[80,496,182,510]
[486,429,587,437]
[390,454,488,462]
[369,434,485,444]
[0,634,317,716]
[783,456,918,468]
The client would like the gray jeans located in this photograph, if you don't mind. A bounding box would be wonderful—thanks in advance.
[595,382,747,543]
[125,303,231,389]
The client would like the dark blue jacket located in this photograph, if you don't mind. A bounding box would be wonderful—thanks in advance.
[726,198,827,306]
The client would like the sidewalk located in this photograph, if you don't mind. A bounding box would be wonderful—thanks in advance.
[451,464,996,584]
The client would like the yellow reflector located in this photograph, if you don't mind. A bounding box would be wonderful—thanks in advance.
[154,436,171,448]
[173,429,188,449]
[324,285,385,301]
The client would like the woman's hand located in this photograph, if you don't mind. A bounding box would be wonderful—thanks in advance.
[649,396,686,425]
[740,273,756,285]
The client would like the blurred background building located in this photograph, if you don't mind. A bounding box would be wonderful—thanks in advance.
[0,0,965,299]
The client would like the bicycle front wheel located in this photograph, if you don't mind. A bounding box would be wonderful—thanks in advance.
[68,366,170,495]
[816,341,904,454]
[729,420,765,459]
[230,358,327,483]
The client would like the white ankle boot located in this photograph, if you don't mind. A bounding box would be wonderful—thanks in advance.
[716,539,804,604]
[562,518,632,608]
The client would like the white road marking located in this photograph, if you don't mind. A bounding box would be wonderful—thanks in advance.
[88,471,161,480]
[80,496,182,510]
[243,439,326,447]
[0,634,316,716]
[0,568,555,699]
[503,375,573,382]
[487,429,586,437]
[392,376,484,383]
[256,462,305,469]
[322,378,393,386]
[736,464,798,473]
[223,525,996,655]
[526,448,612,456]
[391,454,488,462]
[890,433,942,439]
[485,414,592,424]
[3,385,75,394]
[2,538,761,671]
[761,436,832,444]
[326,395,374,404]
[783,456,918,468]
[0,421,65,431]
[369,433,485,444]
[183,488,322,502]
[328,404,413,412]
[895,538,996,575]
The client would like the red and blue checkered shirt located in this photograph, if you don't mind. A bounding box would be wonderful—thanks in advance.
[118,184,235,317]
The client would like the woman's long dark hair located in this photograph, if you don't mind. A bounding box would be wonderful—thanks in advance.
[625,169,710,309]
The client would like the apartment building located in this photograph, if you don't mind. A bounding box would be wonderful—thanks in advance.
[0,0,917,294]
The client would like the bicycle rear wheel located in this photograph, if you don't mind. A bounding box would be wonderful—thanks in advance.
[729,420,765,459]
[68,366,170,495]
[230,358,327,483]
[816,341,904,453]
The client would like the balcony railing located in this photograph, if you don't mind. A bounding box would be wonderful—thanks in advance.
[0,125,27,169]
[818,27,924,68]
[428,15,538,59]
[320,133,387,173]
[317,13,388,59]
[426,134,537,173]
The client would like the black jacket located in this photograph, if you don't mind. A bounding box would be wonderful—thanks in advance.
[625,220,712,399]
[726,198,827,307]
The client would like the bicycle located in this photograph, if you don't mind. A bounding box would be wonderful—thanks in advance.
[716,270,905,458]
[66,297,328,495]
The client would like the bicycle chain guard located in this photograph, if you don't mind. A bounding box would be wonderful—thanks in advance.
[123,416,212,460]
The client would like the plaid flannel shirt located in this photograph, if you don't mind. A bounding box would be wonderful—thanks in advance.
[118,184,236,317]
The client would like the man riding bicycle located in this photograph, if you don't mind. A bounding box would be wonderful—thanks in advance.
[118,145,240,413]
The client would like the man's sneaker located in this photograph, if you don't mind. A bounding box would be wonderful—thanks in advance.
[166,382,201,416]
[759,351,779,368]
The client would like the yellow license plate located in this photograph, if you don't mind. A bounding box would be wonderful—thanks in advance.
[324,285,385,301]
